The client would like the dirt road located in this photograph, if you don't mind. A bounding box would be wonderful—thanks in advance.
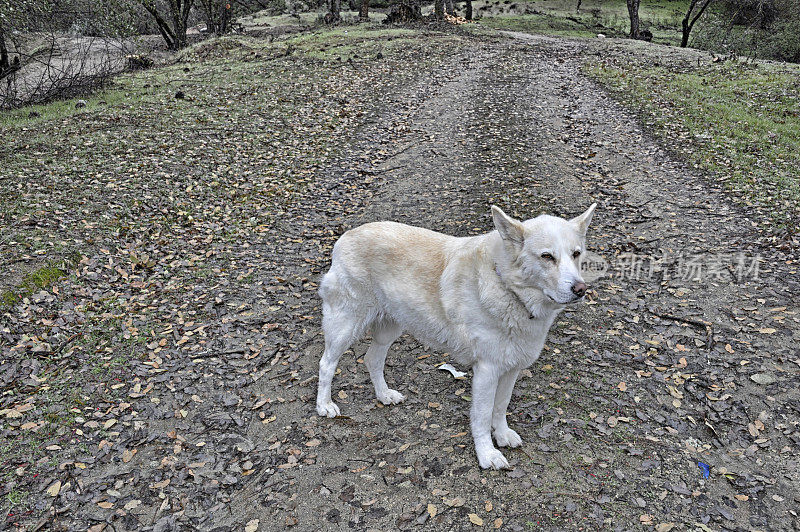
[7,30,799,530]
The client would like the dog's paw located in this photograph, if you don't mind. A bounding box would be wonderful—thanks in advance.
[316,401,340,418]
[377,389,405,405]
[477,447,510,470]
[494,427,523,448]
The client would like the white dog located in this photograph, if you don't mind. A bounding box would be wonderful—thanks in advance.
[316,204,596,469]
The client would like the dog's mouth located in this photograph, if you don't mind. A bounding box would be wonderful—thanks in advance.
[546,292,584,305]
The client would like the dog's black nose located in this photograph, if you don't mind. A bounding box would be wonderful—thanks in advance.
[571,282,587,297]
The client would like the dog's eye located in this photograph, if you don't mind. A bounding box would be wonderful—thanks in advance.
[573,250,581,259]
[540,252,556,262]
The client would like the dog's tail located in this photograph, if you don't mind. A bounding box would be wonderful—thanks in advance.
[319,239,344,302]
[318,268,336,301]
[319,239,377,319]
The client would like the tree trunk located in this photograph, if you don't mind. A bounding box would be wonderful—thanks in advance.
[576,0,581,14]
[177,0,192,48]
[327,0,341,23]
[142,3,177,49]
[219,2,232,33]
[681,0,712,48]
[0,29,9,77]
[626,0,640,39]
[435,0,444,18]
[681,13,690,47]
[385,0,422,23]
[359,0,370,21]
[445,0,455,16]
[465,0,472,20]
[141,0,193,50]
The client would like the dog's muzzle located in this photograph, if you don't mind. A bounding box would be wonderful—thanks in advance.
[571,281,587,298]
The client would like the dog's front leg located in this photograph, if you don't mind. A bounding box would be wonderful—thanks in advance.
[492,369,522,448]
[471,362,510,470]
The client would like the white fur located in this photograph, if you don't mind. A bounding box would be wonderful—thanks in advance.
[316,204,596,469]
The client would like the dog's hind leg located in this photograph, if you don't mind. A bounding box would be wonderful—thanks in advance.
[492,369,522,448]
[364,318,404,405]
[316,294,369,418]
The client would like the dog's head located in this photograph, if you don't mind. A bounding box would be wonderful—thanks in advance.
[492,203,596,305]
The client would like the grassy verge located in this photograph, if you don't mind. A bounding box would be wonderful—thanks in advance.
[477,0,690,44]
[479,13,613,39]
[585,58,800,232]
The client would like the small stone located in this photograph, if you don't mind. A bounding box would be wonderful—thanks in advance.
[750,373,776,385]
[75,100,87,108]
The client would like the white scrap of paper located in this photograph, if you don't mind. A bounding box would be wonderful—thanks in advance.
[438,363,467,379]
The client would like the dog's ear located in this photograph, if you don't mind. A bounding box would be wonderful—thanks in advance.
[491,205,524,246]
[571,203,597,237]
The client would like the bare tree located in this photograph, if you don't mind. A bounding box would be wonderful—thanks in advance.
[576,0,581,14]
[681,0,713,47]
[626,0,641,38]
[435,0,444,18]
[139,0,194,50]
[444,0,455,16]
[465,0,472,20]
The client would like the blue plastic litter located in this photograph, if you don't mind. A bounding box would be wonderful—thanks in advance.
[698,462,711,479]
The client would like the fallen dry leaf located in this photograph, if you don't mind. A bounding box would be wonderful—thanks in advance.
[45,480,61,497]
[124,499,141,510]
[444,496,465,507]
[122,449,137,463]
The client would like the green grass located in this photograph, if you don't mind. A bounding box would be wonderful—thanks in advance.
[5,488,27,507]
[473,0,736,47]
[477,0,692,44]
[586,60,800,229]
[480,13,605,39]
[0,88,132,128]
[0,255,80,308]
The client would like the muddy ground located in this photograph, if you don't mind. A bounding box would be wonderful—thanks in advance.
[2,29,799,531]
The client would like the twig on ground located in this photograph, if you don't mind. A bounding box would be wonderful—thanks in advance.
[645,307,714,351]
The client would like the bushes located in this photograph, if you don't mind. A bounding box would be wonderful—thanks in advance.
[693,0,800,63]
[0,0,137,109]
